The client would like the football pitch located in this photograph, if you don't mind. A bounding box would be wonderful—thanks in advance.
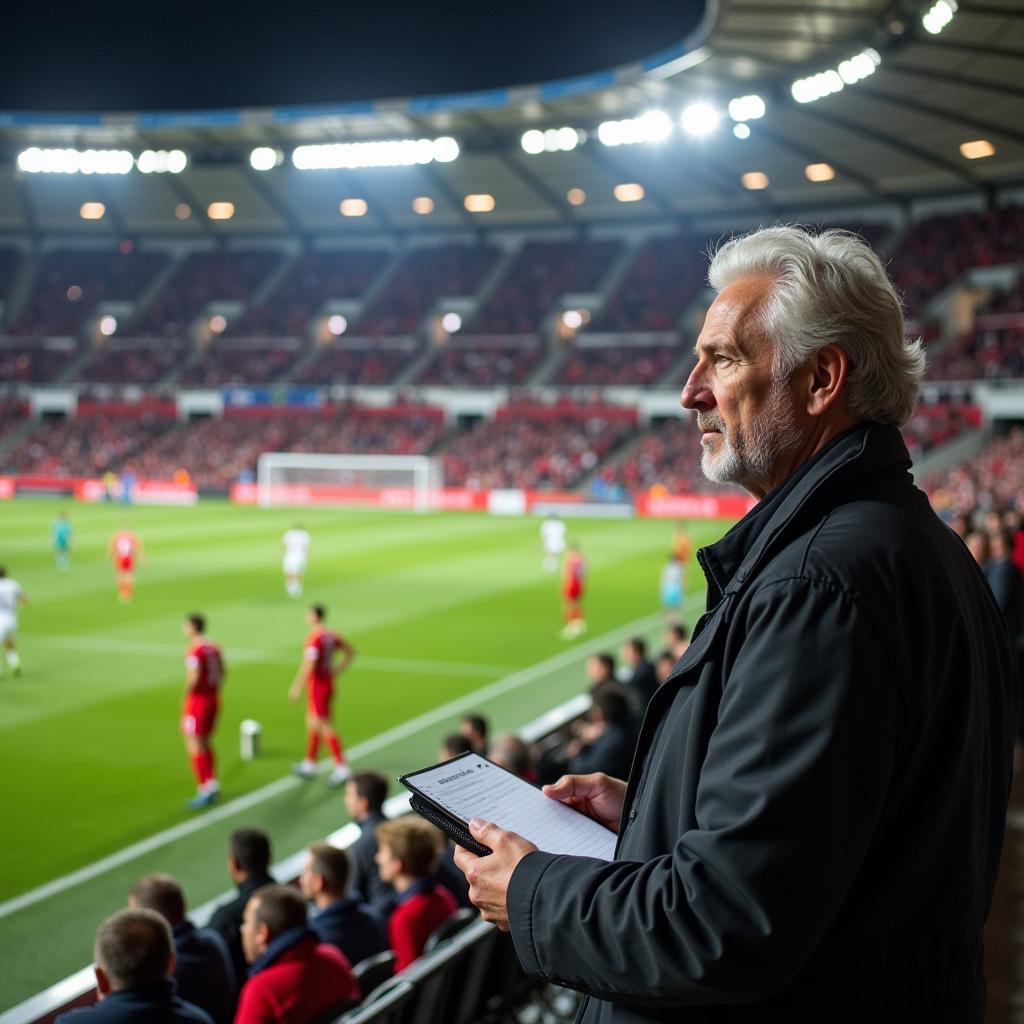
[0,498,728,1011]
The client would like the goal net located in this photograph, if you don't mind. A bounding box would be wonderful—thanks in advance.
[256,453,443,513]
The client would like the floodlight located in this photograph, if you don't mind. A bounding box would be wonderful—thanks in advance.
[566,188,587,206]
[209,315,227,333]
[613,183,645,202]
[412,196,435,214]
[727,95,765,122]
[464,194,495,212]
[18,147,133,174]
[249,147,280,171]
[340,198,368,217]
[562,310,584,330]
[327,315,348,336]
[960,139,995,159]
[80,202,106,220]
[923,0,957,33]
[292,137,459,170]
[741,172,769,190]
[137,150,186,174]
[597,111,671,147]
[441,312,462,333]
[805,163,836,182]
[733,124,751,140]
[99,315,118,336]
[681,102,720,138]
[207,202,235,220]
[521,130,545,155]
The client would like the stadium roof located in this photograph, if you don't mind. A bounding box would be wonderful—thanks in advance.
[3,0,1023,238]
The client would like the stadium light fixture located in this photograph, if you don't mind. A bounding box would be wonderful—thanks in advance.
[805,163,836,182]
[99,315,118,336]
[566,187,587,206]
[520,127,581,154]
[207,202,235,220]
[292,136,459,170]
[727,95,766,122]
[412,196,435,214]
[561,310,585,330]
[67,285,82,301]
[174,203,192,220]
[249,147,282,171]
[680,102,720,138]
[137,150,187,174]
[733,124,751,140]
[80,202,106,220]
[598,111,672,147]
[922,0,957,34]
[741,172,769,190]
[18,148,134,175]
[464,193,495,213]
[960,139,995,159]
[340,198,368,217]
[792,48,880,103]
[441,312,462,333]
[209,315,227,334]
[327,314,348,336]
[613,183,645,203]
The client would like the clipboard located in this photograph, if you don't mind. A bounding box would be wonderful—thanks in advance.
[399,751,616,861]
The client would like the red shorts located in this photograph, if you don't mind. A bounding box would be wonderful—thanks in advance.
[182,695,219,737]
[117,557,134,573]
[564,579,582,601]
[308,682,333,719]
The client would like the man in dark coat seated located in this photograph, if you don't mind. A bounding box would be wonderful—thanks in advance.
[454,226,1018,1023]
[56,909,213,1024]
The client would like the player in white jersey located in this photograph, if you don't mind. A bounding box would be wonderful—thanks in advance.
[540,515,567,573]
[0,567,28,676]
[282,524,311,598]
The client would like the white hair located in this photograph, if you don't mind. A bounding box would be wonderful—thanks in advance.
[708,226,926,427]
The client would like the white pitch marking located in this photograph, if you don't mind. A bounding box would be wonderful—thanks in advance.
[0,606,684,921]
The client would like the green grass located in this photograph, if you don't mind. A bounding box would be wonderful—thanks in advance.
[0,498,729,1011]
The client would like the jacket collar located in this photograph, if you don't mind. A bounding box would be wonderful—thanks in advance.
[314,894,363,920]
[103,979,177,1005]
[698,423,913,606]
[395,878,435,906]
[248,925,316,977]
[237,872,275,900]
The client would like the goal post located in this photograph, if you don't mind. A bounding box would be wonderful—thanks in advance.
[256,452,443,513]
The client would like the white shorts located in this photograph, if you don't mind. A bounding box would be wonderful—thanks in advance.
[0,616,16,643]
[283,556,307,576]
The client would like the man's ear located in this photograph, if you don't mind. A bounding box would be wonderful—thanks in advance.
[803,343,849,417]
[95,966,112,998]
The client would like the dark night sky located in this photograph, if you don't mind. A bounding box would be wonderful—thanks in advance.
[3,1,706,112]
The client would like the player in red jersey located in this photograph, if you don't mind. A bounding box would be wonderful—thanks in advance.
[181,612,226,810]
[561,542,588,639]
[107,527,144,604]
[289,603,355,787]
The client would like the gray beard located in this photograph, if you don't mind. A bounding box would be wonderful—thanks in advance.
[698,380,803,493]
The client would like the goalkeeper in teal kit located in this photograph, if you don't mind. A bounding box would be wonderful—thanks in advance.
[52,510,73,572]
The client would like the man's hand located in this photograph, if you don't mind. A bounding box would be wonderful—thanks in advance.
[287,681,302,703]
[542,773,627,833]
[453,819,537,931]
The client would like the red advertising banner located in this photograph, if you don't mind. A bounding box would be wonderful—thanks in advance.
[230,483,488,511]
[635,492,757,519]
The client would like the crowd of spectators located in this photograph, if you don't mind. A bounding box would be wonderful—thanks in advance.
[75,341,188,385]
[552,342,685,387]
[10,249,167,338]
[415,342,544,387]
[0,342,75,383]
[291,345,413,387]
[471,239,622,335]
[179,343,302,387]
[356,244,498,336]
[441,408,636,490]
[229,249,392,338]
[132,251,282,338]
[2,410,174,477]
[901,401,982,457]
[927,428,1024,524]
[0,400,27,445]
[888,205,1024,317]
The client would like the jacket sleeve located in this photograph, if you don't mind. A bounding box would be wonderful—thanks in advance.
[233,979,275,1024]
[508,577,904,1006]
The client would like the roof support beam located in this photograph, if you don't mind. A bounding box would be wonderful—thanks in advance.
[911,37,1024,60]
[882,61,1024,99]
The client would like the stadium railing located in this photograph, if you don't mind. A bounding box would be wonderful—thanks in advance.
[2,693,591,1024]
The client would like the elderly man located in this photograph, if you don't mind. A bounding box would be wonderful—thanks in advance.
[455,227,1017,1023]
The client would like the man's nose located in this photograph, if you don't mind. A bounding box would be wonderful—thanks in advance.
[680,364,714,411]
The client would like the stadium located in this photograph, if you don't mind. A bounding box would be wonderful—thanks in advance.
[0,0,1022,1020]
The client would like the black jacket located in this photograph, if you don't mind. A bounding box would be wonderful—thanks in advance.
[508,424,1017,1023]
[348,812,392,912]
[55,980,213,1024]
[207,871,275,984]
[568,721,637,781]
[171,920,237,1024]
[311,894,389,968]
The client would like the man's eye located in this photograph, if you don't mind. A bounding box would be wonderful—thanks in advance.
[713,355,732,366]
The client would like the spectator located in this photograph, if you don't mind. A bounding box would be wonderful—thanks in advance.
[585,652,616,687]
[55,908,212,1024]
[208,828,275,982]
[459,714,489,755]
[620,636,658,707]
[300,842,389,969]
[128,873,236,1024]
[489,733,534,780]
[664,622,689,660]
[375,818,457,971]
[566,682,637,780]
[344,772,392,912]
[966,530,989,569]
[440,732,474,760]
[237,885,358,1024]
[986,529,1024,646]
[654,648,676,686]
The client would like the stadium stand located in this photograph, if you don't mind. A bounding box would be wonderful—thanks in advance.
[552,341,683,387]
[8,248,168,337]
[356,243,498,336]
[74,339,189,385]
[130,250,283,338]
[291,342,415,387]
[926,427,1024,521]
[228,248,393,337]
[0,247,22,302]
[901,401,982,457]
[0,340,74,383]
[471,238,623,334]
[440,403,636,490]
[178,339,304,386]
[414,339,545,387]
